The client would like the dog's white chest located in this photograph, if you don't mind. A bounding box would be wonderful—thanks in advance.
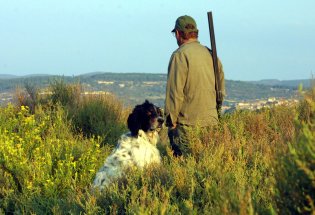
[129,139,161,168]
[93,130,161,189]
[119,130,161,167]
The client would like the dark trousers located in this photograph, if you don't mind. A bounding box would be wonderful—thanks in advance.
[168,124,190,157]
[168,124,213,157]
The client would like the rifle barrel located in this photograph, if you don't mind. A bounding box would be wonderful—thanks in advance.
[207,11,222,103]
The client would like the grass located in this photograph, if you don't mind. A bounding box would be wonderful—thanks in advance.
[0,83,314,214]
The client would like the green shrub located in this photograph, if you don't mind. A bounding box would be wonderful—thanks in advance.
[276,86,315,214]
[0,104,109,214]
[48,79,128,146]
[50,78,81,108]
[71,94,128,146]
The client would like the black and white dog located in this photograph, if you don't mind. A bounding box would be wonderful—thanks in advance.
[93,100,164,189]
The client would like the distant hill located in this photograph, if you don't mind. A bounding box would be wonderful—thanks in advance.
[0,72,301,107]
[0,74,18,79]
[23,74,54,78]
[249,79,313,89]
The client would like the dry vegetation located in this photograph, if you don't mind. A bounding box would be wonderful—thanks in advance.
[0,80,314,214]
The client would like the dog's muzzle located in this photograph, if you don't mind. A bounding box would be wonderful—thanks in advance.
[150,107,165,131]
[157,116,164,128]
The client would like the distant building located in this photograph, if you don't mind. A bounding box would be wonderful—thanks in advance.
[97,81,114,85]
[82,91,111,95]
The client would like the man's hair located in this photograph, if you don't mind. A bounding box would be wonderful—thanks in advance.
[178,24,198,39]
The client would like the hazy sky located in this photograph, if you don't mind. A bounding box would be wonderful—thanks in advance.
[1,0,314,80]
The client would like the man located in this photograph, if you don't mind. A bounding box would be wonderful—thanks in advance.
[165,15,225,156]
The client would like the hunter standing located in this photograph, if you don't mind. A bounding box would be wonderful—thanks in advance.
[165,15,225,156]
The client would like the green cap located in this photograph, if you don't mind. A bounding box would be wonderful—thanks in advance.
[171,15,198,33]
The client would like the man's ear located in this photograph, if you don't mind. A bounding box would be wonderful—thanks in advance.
[175,30,179,37]
[127,112,140,136]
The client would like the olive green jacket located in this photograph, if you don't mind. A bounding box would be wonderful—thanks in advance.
[165,40,225,127]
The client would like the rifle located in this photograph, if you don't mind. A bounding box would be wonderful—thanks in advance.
[207,11,223,118]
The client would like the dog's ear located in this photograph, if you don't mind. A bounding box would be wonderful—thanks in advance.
[127,111,140,136]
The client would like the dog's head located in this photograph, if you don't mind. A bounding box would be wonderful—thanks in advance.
[127,100,164,136]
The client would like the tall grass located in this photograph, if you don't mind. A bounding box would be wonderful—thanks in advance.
[0,86,313,214]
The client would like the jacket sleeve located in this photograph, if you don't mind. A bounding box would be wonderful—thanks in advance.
[165,52,188,127]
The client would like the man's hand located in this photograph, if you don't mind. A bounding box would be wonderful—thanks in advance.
[166,115,177,129]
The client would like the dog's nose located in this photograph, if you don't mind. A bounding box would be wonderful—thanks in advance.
[158,117,164,124]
